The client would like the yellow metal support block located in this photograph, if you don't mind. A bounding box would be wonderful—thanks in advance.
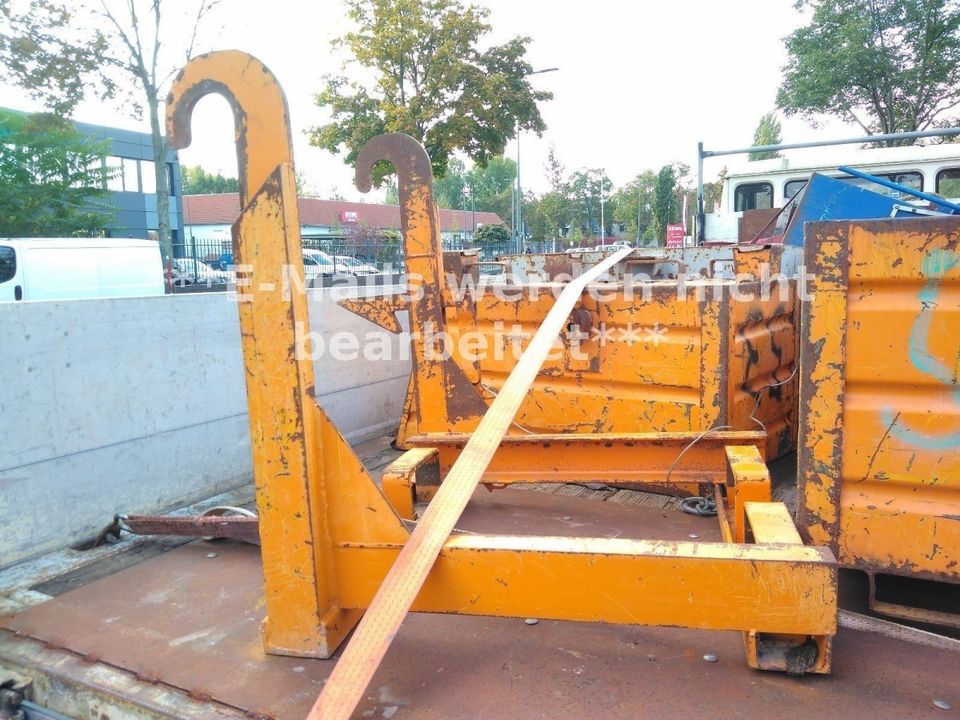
[745,501,804,545]
[726,445,772,543]
[405,430,765,487]
[381,448,439,521]
[333,534,837,636]
[742,500,833,674]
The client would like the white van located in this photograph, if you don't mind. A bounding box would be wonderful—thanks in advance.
[0,238,165,302]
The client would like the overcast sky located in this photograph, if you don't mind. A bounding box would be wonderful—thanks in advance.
[3,0,855,201]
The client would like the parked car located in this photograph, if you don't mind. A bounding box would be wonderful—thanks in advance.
[477,260,506,283]
[303,249,375,280]
[0,237,164,301]
[170,258,230,285]
[594,242,633,252]
[337,256,380,275]
[302,248,341,281]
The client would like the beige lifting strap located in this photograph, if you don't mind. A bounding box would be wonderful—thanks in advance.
[307,247,632,720]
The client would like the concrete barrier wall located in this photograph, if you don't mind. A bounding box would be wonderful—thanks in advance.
[0,287,410,567]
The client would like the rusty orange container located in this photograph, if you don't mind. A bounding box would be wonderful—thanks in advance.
[798,217,960,583]
[395,249,800,461]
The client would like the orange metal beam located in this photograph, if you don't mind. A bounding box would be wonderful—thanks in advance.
[332,536,838,636]
[404,430,767,486]
[166,52,407,658]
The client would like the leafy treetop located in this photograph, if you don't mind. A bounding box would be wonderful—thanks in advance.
[473,222,510,244]
[0,108,114,236]
[181,165,239,195]
[777,0,960,143]
[310,0,551,183]
[749,112,783,160]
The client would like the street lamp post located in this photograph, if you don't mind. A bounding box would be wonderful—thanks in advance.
[515,66,558,253]
[591,168,606,247]
[515,117,521,253]
[636,189,642,244]
[462,185,468,247]
[599,168,605,247]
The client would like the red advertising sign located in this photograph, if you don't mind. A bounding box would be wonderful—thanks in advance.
[666,223,685,248]
[340,211,359,223]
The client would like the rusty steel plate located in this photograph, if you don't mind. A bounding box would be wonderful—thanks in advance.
[2,489,958,719]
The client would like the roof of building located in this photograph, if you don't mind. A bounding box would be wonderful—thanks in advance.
[182,193,503,232]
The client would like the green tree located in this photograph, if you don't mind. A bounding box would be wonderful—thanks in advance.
[537,190,571,241]
[652,164,680,246]
[777,0,960,143]
[467,157,516,206]
[376,230,401,266]
[384,180,400,205]
[704,168,726,213]
[0,109,113,236]
[544,144,566,192]
[567,224,584,247]
[611,170,656,242]
[749,112,783,160]
[0,0,221,262]
[181,165,239,195]
[434,157,467,209]
[467,156,516,222]
[473,222,510,244]
[522,193,544,242]
[567,169,612,238]
[538,145,572,239]
[310,0,551,183]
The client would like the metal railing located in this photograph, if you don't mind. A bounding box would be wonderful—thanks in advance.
[172,236,586,287]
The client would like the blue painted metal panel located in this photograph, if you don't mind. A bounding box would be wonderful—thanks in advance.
[784,173,932,246]
[838,166,960,213]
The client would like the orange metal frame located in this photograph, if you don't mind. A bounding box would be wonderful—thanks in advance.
[166,50,837,720]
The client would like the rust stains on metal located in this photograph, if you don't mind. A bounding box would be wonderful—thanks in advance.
[797,222,850,552]
[798,217,960,584]
[340,246,800,452]
[124,514,260,545]
[166,52,408,659]
[337,295,408,334]
[353,133,488,435]
[166,51,293,206]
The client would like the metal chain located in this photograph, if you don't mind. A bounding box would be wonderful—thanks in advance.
[679,496,718,517]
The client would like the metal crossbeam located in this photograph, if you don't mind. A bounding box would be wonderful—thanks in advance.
[332,534,836,635]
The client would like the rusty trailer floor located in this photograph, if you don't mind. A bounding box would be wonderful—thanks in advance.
[1,439,958,719]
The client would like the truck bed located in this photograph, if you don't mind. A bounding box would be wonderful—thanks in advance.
[0,436,957,719]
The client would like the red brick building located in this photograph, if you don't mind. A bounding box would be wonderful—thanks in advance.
[182,193,503,244]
